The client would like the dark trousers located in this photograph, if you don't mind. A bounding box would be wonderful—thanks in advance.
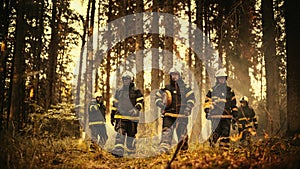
[114,120,138,153]
[160,116,188,150]
[210,118,231,147]
[90,124,108,146]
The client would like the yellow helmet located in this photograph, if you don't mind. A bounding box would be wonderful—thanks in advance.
[240,96,249,103]
[215,68,227,78]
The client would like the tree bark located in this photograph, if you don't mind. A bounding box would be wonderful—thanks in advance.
[163,0,173,83]
[10,0,26,130]
[190,0,204,143]
[135,0,146,136]
[231,1,253,98]
[0,0,11,129]
[47,0,59,109]
[151,0,161,134]
[262,0,280,135]
[286,0,300,136]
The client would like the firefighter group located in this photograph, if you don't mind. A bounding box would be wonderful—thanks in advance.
[87,68,258,157]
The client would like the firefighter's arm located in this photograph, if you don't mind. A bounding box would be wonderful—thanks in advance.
[184,87,195,116]
[229,89,238,116]
[135,90,144,111]
[129,90,144,117]
[111,93,119,126]
[252,108,258,129]
[203,90,213,119]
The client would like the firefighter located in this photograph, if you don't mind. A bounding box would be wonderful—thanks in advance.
[88,92,108,147]
[233,96,258,141]
[204,68,238,150]
[110,71,144,157]
[155,67,195,154]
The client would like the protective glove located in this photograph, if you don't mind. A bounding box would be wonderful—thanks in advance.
[184,106,192,116]
[129,108,139,116]
[157,101,166,109]
[204,108,210,119]
[232,123,237,130]
[111,119,115,126]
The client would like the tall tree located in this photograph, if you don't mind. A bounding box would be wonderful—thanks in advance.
[286,0,300,135]
[191,0,204,143]
[262,0,280,135]
[105,0,113,117]
[10,0,27,130]
[135,0,144,91]
[0,0,12,129]
[83,0,95,133]
[46,0,60,109]
[150,0,161,134]
[33,0,45,105]
[163,0,173,82]
[233,0,254,98]
[76,0,91,112]
[135,0,145,136]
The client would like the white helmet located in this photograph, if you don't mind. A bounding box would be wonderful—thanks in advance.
[215,68,227,78]
[240,96,249,103]
[122,71,134,81]
[169,67,181,76]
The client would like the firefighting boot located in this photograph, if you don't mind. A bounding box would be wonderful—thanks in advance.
[111,145,124,158]
[126,137,136,156]
[158,142,170,154]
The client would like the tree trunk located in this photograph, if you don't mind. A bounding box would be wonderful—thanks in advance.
[286,0,300,136]
[163,0,173,83]
[76,0,90,124]
[10,0,26,130]
[0,0,11,130]
[34,0,45,105]
[231,1,253,98]
[262,0,280,135]
[151,0,161,134]
[47,0,59,109]
[190,0,204,144]
[83,0,95,133]
[87,0,96,99]
[105,0,113,120]
[135,0,144,92]
[135,0,146,136]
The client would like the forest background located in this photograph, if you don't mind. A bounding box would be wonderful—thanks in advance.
[0,0,300,168]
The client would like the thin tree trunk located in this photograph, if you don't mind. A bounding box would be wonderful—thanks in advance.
[47,0,59,109]
[262,0,280,135]
[231,0,253,98]
[80,0,91,133]
[105,0,113,118]
[87,0,96,98]
[136,0,145,137]
[190,0,204,144]
[151,0,161,135]
[0,0,11,130]
[135,0,144,92]
[35,0,45,105]
[163,0,173,83]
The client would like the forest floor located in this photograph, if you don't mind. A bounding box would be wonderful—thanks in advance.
[1,103,300,169]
